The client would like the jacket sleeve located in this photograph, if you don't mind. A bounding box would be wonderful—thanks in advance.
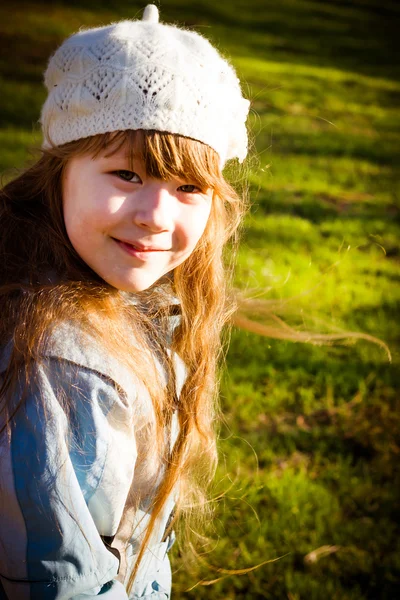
[0,357,137,600]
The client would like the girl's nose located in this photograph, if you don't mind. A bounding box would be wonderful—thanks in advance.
[133,183,175,232]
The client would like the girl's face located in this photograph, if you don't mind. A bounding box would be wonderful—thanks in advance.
[62,146,213,292]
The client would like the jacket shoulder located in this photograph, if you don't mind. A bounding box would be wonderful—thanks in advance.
[0,320,137,400]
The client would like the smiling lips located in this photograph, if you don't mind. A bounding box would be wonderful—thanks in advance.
[113,238,169,257]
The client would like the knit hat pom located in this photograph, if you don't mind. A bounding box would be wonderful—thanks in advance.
[142,4,159,23]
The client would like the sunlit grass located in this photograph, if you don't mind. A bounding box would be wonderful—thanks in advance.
[1,1,399,598]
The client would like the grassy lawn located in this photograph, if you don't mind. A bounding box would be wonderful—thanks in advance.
[1,1,399,598]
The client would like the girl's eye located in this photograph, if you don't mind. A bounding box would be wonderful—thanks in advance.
[114,170,141,183]
[178,184,201,193]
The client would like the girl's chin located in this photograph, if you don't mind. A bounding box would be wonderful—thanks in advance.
[105,274,167,293]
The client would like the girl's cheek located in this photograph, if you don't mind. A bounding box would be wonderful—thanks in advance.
[198,203,213,232]
[106,195,130,215]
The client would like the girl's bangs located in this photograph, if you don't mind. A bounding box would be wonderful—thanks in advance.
[86,129,221,190]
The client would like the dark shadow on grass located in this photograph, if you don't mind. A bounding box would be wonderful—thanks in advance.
[4,0,400,82]
[246,192,400,225]
[256,133,400,168]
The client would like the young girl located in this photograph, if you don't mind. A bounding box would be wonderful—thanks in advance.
[0,4,249,599]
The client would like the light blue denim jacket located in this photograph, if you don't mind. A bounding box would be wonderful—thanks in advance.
[0,314,184,600]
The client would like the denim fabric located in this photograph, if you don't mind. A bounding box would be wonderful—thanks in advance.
[0,319,183,599]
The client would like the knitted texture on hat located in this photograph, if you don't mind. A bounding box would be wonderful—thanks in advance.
[40,5,250,164]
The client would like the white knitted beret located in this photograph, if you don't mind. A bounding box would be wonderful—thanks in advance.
[40,4,250,164]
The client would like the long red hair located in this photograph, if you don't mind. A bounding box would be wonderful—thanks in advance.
[0,129,247,592]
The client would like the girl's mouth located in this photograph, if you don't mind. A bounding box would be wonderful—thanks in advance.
[113,238,168,259]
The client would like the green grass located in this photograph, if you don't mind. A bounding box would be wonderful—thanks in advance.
[1,1,399,598]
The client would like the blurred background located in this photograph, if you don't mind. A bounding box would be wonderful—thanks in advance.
[1,1,399,598]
